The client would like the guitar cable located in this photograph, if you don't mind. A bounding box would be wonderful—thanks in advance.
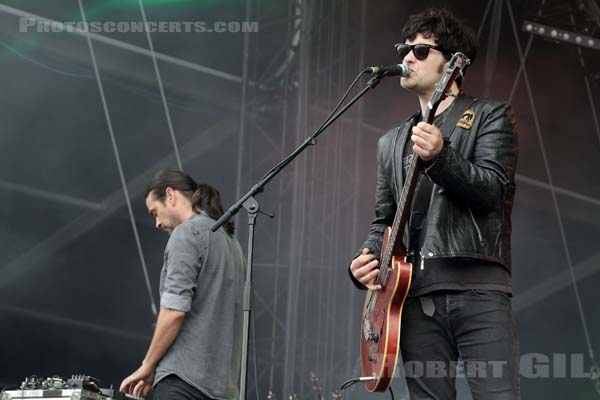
[338,377,395,400]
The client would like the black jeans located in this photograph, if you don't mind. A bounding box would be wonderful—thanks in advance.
[151,375,213,400]
[400,290,520,400]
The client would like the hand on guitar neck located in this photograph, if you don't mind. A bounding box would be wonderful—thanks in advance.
[350,248,382,291]
[411,121,444,161]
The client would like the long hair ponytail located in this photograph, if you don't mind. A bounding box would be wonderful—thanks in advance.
[146,169,235,235]
[192,183,235,235]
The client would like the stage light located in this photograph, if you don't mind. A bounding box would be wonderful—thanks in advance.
[523,20,600,52]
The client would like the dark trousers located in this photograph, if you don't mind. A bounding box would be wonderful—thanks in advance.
[400,290,520,400]
[151,375,213,400]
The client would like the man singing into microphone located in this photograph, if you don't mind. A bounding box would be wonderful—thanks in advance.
[349,8,519,399]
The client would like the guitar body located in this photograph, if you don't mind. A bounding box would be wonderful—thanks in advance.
[360,227,412,392]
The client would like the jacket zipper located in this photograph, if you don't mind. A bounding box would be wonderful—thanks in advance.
[419,209,484,270]
[418,182,438,271]
[468,208,484,245]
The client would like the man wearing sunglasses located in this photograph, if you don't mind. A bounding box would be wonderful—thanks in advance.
[349,8,519,400]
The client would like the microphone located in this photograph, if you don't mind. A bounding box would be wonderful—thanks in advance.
[366,64,410,77]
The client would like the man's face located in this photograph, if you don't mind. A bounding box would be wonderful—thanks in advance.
[400,33,447,95]
[146,191,180,234]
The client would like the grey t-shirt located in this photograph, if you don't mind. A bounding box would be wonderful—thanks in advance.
[154,212,245,400]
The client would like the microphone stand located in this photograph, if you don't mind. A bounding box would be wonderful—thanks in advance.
[211,71,386,400]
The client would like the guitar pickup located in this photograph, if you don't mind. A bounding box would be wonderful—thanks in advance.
[363,318,380,342]
[363,319,372,341]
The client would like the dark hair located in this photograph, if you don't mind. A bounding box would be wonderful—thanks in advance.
[145,169,235,235]
[400,8,478,84]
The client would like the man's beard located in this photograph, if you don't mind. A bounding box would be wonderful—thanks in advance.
[165,214,183,234]
[438,61,444,74]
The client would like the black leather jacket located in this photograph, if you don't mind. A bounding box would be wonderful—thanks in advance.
[352,96,518,288]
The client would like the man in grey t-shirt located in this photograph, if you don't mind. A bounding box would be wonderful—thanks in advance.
[120,169,244,400]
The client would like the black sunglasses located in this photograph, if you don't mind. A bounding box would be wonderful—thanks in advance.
[394,43,450,61]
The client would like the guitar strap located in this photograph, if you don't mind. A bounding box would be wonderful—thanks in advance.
[412,95,476,317]
[408,95,476,248]
[439,94,476,142]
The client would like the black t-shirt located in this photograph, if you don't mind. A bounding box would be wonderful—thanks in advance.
[401,105,511,297]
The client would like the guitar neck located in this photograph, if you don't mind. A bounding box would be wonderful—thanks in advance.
[379,102,440,274]
[387,151,423,257]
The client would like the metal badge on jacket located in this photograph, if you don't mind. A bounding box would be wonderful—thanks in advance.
[457,109,475,129]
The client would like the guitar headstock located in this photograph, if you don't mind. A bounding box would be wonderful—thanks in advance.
[426,52,470,120]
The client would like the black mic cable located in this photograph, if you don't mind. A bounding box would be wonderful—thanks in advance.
[258,67,368,181]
